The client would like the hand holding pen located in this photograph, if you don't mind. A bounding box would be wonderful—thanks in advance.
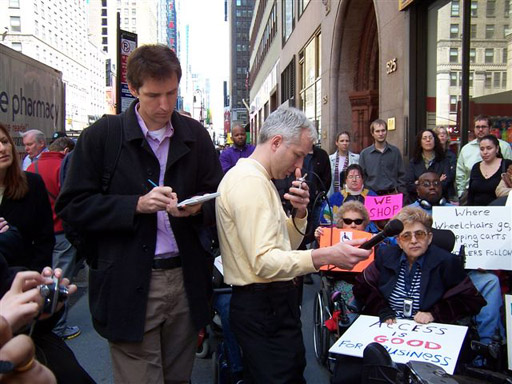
[145,179,202,218]
[135,179,176,214]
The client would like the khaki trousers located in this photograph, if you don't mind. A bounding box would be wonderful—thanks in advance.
[109,268,197,384]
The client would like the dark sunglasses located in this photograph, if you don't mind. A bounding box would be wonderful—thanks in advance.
[342,218,364,225]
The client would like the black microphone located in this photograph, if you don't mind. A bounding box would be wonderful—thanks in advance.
[360,219,404,250]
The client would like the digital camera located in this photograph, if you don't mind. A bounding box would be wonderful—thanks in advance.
[39,276,69,315]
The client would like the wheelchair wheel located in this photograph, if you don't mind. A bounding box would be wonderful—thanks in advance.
[313,290,330,366]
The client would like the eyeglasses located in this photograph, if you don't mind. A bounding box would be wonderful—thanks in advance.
[346,175,362,180]
[475,125,489,130]
[399,230,429,242]
[342,218,364,225]
[419,180,441,188]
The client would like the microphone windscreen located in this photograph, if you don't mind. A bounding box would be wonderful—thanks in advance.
[382,219,404,237]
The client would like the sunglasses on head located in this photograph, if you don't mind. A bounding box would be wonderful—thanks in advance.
[398,230,429,242]
[342,218,364,225]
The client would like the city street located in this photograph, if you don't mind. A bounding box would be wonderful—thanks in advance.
[65,269,331,384]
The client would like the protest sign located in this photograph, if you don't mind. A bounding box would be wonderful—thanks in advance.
[329,315,467,374]
[318,229,374,272]
[365,194,403,220]
[432,206,512,270]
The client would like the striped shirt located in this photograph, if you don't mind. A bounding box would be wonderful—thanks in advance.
[389,255,423,319]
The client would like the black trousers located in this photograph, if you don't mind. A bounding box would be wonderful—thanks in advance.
[230,282,306,384]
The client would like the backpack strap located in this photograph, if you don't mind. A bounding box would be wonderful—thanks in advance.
[101,114,124,193]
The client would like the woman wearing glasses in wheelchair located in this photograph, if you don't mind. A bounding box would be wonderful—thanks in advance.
[353,206,485,325]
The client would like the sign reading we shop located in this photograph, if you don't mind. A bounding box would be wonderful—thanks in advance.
[432,206,512,270]
[364,194,403,220]
[329,315,467,375]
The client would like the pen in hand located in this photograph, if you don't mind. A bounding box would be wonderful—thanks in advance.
[147,179,159,188]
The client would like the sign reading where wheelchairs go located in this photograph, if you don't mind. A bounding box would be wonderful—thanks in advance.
[432,206,512,270]
[329,315,467,375]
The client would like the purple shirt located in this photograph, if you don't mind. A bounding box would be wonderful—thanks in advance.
[135,105,179,257]
[219,144,255,173]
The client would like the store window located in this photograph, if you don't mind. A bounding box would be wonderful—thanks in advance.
[425,0,512,148]
[299,32,321,139]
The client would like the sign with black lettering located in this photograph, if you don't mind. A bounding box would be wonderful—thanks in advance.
[329,315,467,374]
[365,194,403,220]
[432,206,512,270]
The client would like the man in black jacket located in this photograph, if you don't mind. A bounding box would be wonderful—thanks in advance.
[56,45,223,383]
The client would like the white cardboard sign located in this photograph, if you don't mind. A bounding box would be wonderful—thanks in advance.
[432,206,512,270]
[329,315,467,375]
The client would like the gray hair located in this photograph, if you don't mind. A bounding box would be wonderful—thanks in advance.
[21,129,46,144]
[258,107,318,145]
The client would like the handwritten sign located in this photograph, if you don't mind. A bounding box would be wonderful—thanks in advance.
[329,315,467,375]
[365,194,403,220]
[318,229,374,272]
[432,206,512,270]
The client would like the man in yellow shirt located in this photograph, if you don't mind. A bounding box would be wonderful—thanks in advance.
[216,107,371,383]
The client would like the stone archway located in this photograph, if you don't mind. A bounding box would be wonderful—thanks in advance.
[330,0,379,153]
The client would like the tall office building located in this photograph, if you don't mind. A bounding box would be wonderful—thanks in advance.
[227,0,255,130]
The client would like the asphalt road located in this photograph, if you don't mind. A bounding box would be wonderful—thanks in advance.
[65,269,331,383]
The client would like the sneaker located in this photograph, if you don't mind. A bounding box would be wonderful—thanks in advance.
[57,325,81,340]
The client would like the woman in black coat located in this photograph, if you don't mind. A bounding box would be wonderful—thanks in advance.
[0,123,93,383]
[405,129,452,203]
[0,124,54,272]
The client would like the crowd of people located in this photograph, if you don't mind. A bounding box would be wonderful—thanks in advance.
[0,42,511,384]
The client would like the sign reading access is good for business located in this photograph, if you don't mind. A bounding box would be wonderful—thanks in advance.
[432,206,512,270]
[329,315,467,375]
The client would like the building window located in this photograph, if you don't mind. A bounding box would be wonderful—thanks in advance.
[10,16,21,32]
[469,72,474,88]
[485,24,495,38]
[470,24,477,38]
[449,96,457,112]
[493,72,501,88]
[503,47,508,63]
[471,1,478,17]
[102,9,107,16]
[504,24,510,38]
[450,48,459,63]
[102,27,107,35]
[485,72,492,88]
[485,48,494,63]
[451,0,460,16]
[102,0,107,6]
[298,0,311,16]
[450,24,459,38]
[102,37,108,45]
[281,58,296,106]
[450,71,458,86]
[299,32,322,138]
[503,72,507,88]
[11,42,21,51]
[102,18,107,26]
[282,0,294,43]
[9,0,20,8]
[506,1,510,17]
[486,0,496,17]
[470,48,476,63]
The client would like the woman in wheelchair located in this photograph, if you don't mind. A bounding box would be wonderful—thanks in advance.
[353,206,485,325]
